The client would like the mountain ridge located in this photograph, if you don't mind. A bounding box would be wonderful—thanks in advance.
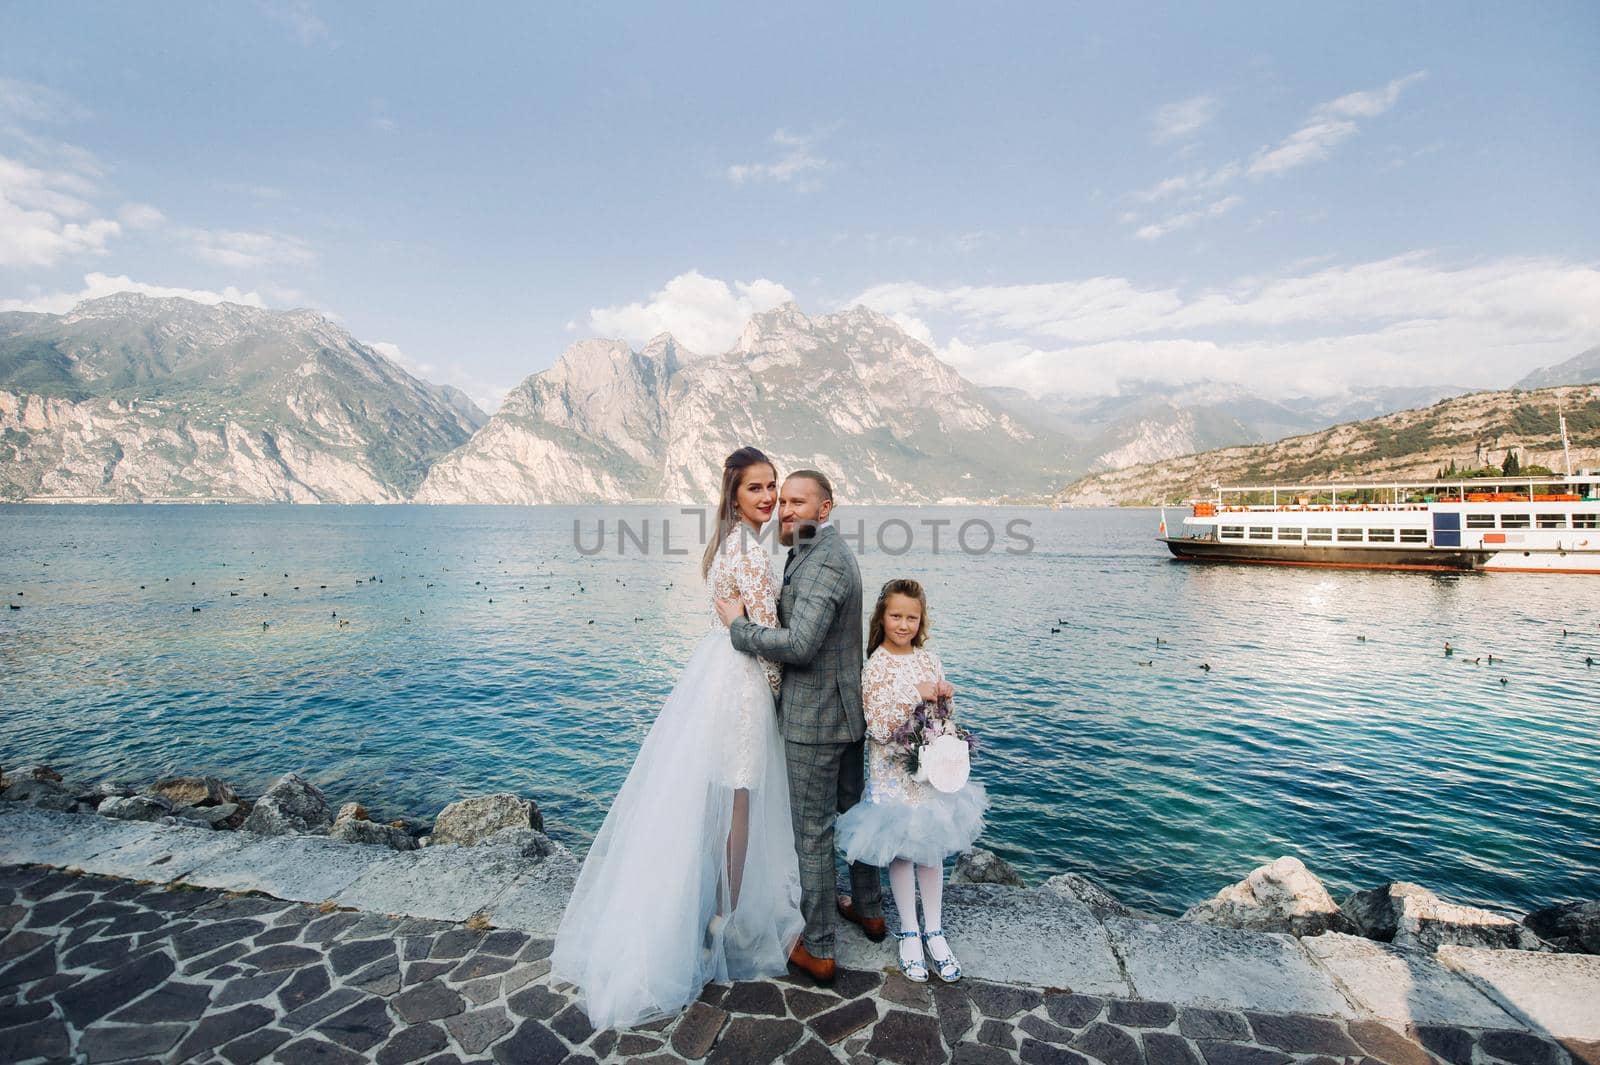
[1052,383,1600,507]
[5,291,1595,505]
[1516,344,1600,390]
[0,294,480,502]
[415,300,1072,504]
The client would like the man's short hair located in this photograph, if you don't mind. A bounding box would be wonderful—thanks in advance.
[787,469,833,502]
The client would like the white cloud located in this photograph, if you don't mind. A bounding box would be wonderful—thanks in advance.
[1322,72,1429,120]
[851,253,1600,399]
[180,227,316,269]
[1151,94,1218,144]
[1134,195,1241,241]
[471,384,514,414]
[0,272,266,314]
[727,129,830,188]
[0,152,121,267]
[371,341,435,377]
[1126,72,1427,239]
[588,271,796,355]
[0,77,91,125]
[369,340,512,413]
[260,1,330,46]
[1249,71,1426,176]
[1133,161,1241,203]
[1,79,313,281]
[117,202,167,230]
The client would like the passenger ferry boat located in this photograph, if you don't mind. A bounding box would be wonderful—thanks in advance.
[1161,472,1600,574]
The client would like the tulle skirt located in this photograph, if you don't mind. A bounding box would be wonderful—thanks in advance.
[835,782,989,868]
[550,628,803,1031]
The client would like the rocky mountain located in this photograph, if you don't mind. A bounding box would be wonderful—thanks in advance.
[415,303,1074,504]
[985,381,1468,474]
[0,294,480,502]
[424,382,489,431]
[1052,384,1600,507]
[1517,345,1600,390]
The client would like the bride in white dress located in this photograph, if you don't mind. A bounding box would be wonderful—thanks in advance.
[551,447,804,1030]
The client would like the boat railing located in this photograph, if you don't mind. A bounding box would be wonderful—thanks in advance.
[1194,475,1599,510]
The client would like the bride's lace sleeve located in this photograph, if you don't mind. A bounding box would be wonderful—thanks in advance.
[731,540,783,694]
[863,653,920,744]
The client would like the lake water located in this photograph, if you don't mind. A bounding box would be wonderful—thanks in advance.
[2,503,1596,916]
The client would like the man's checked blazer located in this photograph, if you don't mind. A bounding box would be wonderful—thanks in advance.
[728,522,865,745]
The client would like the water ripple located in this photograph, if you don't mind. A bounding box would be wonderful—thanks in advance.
[2,503,1596,915]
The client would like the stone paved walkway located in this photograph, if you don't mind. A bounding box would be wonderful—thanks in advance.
[4,861,1598,1065]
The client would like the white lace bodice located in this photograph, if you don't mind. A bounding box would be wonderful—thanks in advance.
[709,526,782,695]
[862,645,945,807]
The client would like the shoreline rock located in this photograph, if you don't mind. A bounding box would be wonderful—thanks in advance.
[97,793,176,822]
[0,759,1581,946]
[431,793,545,846]
[240,770,334,836]
[951,847,1025,887]
[1342,881,1549,952]
[1,775,76,811]
[1182,855,1354,937]
[330,799,416,850]
[150,773,238,808]
[1038,871,1136,920]
[1522,900,1600,955]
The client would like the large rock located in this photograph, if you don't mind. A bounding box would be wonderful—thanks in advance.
[331,817,417,850]
[951,848,1024,887]
[174,802,244,829]
[1,776,77,811]
[1341,882,1547,952]
[241,772,334,836]
[149,774,239,808]
[81,780,139,802]
[1523,900,1600,955]
[1182,856,1352,937]
[99,794,177,822]
[431,793,543,846]
[1039,872,1134,920]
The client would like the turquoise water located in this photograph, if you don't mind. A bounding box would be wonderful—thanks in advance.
[2,504,1596,916]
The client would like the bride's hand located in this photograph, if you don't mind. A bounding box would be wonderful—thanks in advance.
[936,680,955,699]
[714,596,746,626]
[914,681,939,701]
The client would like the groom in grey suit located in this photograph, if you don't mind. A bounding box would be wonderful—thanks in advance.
[715,469,884,983]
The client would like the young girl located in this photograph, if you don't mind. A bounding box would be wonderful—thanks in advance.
[835,578,987,983]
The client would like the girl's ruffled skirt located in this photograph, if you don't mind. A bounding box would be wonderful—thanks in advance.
[835,782,988,867]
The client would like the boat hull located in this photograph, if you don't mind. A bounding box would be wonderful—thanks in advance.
[1159,537,1486,571]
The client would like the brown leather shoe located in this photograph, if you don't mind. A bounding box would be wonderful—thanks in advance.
[787,942,836,985]
[836,896,887,942]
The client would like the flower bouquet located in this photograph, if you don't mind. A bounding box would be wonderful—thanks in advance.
[894,694,979,794]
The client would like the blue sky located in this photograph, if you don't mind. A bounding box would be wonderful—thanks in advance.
[2,2,1597,410]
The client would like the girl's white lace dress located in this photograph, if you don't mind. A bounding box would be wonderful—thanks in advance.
[551,528,803,1030]
[835,645,988,868]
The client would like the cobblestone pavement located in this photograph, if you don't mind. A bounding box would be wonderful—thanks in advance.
[4,863,1597,1065]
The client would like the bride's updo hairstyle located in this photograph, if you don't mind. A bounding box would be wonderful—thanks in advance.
[701,446,777,579]
[867,578,930,656]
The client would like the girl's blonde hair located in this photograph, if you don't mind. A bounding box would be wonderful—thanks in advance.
[867,578,929,655]
[701,446,777,579]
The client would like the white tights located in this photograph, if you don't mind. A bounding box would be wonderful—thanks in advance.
[888,858,951,964]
